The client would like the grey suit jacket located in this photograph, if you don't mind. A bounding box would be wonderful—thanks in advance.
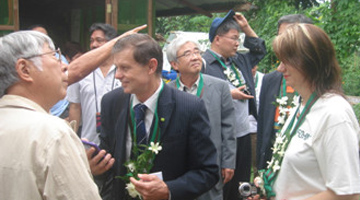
[169,74,236,192]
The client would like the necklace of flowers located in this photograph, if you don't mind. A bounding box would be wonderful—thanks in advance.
[258,92,318,198]
[209,51,244,88]
[273,78,299,129]
[117,83,164,199]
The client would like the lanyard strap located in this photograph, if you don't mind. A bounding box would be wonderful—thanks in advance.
[93,68,117,113]
[263,92,318,197]
[209,51,244,87]
[176,73,204,97]
[255,72,259,88]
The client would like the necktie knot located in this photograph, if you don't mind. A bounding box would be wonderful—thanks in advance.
[134,104,147,122]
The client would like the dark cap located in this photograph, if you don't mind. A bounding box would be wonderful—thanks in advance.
[209,10,235,42]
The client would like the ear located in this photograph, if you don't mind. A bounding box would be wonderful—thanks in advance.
[214,35,221,43]
[147,58,159,75]
[170,61,179,71]
[15,59,34,83]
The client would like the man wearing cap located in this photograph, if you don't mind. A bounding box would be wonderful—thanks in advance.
[202,10,266,200]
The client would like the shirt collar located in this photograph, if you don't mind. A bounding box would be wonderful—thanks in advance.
[178,75,200,95]
[132,79,163,114]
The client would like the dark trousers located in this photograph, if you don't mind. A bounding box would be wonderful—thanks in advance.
[223,134,252,200]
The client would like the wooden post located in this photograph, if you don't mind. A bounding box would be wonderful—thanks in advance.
[112,0,118,31]
[147,0,153,36]
[13,0,19,30]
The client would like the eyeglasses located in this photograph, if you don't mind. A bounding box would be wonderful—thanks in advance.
[23,48,62,63]
[90,37,107,44]
[220,35,241,43]
[176,49,201,59]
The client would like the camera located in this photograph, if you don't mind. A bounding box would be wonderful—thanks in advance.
[243,86,251,95]
[238,182,259,198]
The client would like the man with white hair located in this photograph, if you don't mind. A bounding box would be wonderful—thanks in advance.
[167,36,236,200]
[0,31,101,199]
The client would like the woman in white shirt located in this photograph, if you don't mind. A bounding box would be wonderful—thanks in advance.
[255,24,360,200]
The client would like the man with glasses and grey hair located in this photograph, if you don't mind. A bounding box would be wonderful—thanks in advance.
[0,31,102,199]
[167,36,236,200]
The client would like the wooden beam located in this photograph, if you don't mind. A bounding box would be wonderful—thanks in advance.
[178,0,212,17]
[105,0,111,25]
[112,0,118,31]
[0,25,15,31]
[13,0,19,30]
[148,0,153,36]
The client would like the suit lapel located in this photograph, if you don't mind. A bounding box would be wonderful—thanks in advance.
[201,75,213,105]
[155,84,175,141]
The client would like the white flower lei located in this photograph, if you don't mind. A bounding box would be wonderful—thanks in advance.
[223,66,244,88]
[266,95,299,171]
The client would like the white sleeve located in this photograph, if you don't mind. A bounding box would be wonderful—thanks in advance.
[66,82,81,103]
[314,117,360,195]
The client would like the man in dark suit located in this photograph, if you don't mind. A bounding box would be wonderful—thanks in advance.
[202,10,266,200]
[167,36,236,200]
[90,33,218,200]
[256,14,313,170]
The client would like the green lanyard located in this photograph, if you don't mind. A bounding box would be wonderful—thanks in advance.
[255,72,259,88]
[175,73,204,97]
[130,82,164,150]
[209,51,244,87]
[263,92,318,197]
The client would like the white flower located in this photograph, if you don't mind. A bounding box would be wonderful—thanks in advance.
[126,182,141,198]
[277,115,285,125]
[229,73,236,80]
[224,68,232,76]
[279,96,289,106]
[126,162,136,172]
[232,79,240,87]
[278,150,285,157]
[279,108,287,116]
[148,142,162,154]
[272,160,281,172]
[274,134,284,145]
[293,96,300,107]
[271,145,279,154]
[267,157,274,169]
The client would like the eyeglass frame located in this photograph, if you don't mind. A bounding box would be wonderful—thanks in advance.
[176,49,202,60]
[23,48,62,63]
[219,35,241,43]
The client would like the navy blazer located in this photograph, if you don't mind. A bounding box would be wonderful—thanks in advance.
[256,70,283,169]
[202,36,267,119]
[97,83,219,200]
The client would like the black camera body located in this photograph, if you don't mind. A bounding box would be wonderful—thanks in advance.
[243,85,251,95]
[238,182,259,198]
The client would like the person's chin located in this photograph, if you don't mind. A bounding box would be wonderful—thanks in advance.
[122,87,132,94]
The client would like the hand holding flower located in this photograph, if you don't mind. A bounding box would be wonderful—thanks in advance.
[130,174,170,200]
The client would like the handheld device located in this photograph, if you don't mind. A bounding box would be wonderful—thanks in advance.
[81,140,101,156]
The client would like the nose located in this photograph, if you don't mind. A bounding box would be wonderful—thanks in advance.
[190,53,200,60]
[61,62,68,73]
[277,62,285,73]
[114,67,123,80]
[90,43,98,50]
